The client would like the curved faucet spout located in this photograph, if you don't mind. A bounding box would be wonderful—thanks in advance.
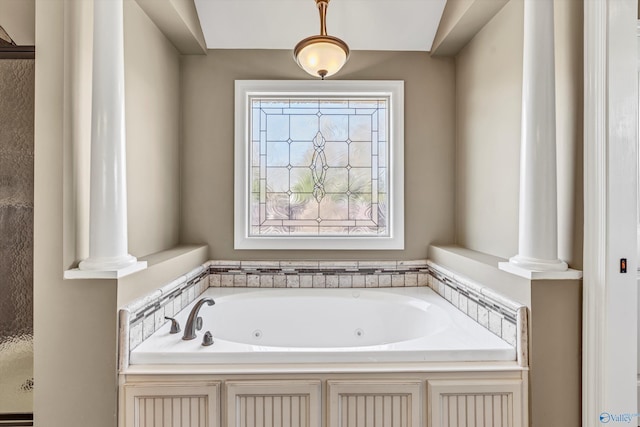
[182,297,215,340]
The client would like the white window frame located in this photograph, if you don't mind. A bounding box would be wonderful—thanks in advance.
[234,80,404,250]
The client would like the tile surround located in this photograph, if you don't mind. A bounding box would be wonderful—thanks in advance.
[426,261,528,367]
[204,260,432,289]
[119,259,529,371]
[118,265,209,371]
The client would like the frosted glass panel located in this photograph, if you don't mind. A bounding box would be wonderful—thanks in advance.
[0,59,34,415]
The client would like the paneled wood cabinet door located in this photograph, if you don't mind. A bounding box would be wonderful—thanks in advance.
[427,380,526,427]
[224,380,322,427]
[122,381,221,427]
[327,380,423,427]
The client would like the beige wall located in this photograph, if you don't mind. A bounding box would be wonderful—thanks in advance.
[454,0,583,269]
[432,0,475,50]
[454,0,523,260]
[431,0,509,56]
[529,280,582,427]
[180,50,456,260]
[125,0,181,257]
[0,0,34,45]
[554,0,583,270]
[34,0,192,425]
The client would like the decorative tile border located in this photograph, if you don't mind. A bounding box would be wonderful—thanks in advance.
[206,260,430,289]
[118,265,209,371]
[119,259,528,370]
[426,261,529,367]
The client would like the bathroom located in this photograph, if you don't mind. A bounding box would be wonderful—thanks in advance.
[0,0,636,425]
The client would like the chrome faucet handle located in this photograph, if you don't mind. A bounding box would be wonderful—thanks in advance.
[202,331,214,346]
[196,317,203,331]
[164,316,181,334]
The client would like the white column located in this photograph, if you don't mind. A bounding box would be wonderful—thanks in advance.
[72,0,142,276]
[499,0,576,279]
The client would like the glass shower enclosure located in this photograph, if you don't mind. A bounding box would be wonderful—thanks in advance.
[0,48,34,422]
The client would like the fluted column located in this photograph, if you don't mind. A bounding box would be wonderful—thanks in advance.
[70,0,144,277]
[500,0,575,278]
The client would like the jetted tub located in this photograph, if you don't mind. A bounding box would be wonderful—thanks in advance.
[130,287,515,365]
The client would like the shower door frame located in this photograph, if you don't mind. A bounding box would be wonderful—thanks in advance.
[0,47,35,59]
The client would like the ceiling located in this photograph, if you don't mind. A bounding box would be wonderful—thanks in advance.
[194,0,448,52]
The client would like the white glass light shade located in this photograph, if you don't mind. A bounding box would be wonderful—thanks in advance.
[294,36,349,79]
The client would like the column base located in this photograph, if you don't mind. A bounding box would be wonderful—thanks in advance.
[499,256,582,280]
[64,260,147,279]
[78,253,138,271]
[508,254,568,272]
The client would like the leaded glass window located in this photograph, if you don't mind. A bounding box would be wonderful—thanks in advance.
[250,98,388,237]
[235,81,404,250]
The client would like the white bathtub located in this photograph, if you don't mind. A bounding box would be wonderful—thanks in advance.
[130,287,515,365]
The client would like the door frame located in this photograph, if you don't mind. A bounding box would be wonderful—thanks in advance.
[583,1,638,425]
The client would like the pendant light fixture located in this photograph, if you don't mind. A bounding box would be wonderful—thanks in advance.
[293,0,349,79]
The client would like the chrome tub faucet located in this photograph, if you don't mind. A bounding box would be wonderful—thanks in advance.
[182,297,215,340]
